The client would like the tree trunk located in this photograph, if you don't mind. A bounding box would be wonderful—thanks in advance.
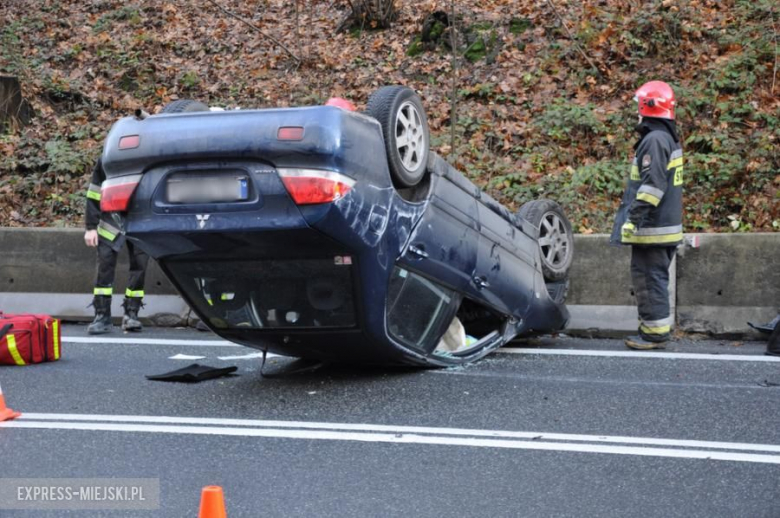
[338,0,397,32]
[0,76,32,131]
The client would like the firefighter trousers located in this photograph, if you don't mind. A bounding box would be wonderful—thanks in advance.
[630,246,676,342]
[94,239,149,298]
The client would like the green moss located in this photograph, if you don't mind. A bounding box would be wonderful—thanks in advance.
[428,21,446,41]
[470,21,493,31]
[509,18,532,35]
[407,36,424,57]
[464,38,486,62]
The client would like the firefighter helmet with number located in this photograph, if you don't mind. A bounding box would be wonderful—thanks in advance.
[635,81,676,120]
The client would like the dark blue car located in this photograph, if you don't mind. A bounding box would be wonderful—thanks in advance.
[100,87,573,367]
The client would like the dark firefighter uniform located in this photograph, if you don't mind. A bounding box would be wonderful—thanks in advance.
[85,158,149,331]
[611,118,683,342]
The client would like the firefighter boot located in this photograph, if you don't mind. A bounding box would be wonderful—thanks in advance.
[625,335,667,350]
[87,296,112,335]
[122,297,143,332]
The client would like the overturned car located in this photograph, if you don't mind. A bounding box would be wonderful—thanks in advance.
[100,87,574,367]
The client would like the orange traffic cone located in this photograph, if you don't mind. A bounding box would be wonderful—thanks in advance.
[0,382,21,422]
[198,486,227,518]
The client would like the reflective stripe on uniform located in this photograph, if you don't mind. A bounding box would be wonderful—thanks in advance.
[52,320,60,360]
[6,335,26,366]
[637,192,661,206]
[623,232,683,244]
[630,163,640,181]
[97,227,116,241]
[94,287,113,296]
[125,289,144,298]
[642,316,674,328]
[97,220,120,242]
[667,149,683,168]
[667,157,683,170]
[86,183,102,201]
[625,232,683,244]
[640,323,671,335]
[638,184,665,200]
[635,224,683,236]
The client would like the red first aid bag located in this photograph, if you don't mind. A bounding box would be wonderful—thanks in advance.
[0,313,61,366]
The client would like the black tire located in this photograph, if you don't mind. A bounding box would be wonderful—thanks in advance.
[517,199,574,282]
[366,86,430,188]
[545,278,570,305]
[160,99,209,114]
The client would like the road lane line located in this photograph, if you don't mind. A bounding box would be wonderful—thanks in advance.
[15,413,780,454]
[431,369,780,390]
[4,420,780,464]
[62,337,777,362]
[500,348,780,362]
[62,337,240,347]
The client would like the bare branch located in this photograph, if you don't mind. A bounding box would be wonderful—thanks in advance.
[449,0,458,161]
[295,0,302,61]
[545,0,602,78]
[771,8,778,94]
[205,0,301,63]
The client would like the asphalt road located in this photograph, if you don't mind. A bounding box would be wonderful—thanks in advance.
[1,325,779,517]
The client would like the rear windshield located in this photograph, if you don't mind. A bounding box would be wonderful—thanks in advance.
[167,258,357,330]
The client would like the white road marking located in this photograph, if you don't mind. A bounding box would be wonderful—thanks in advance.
[63,337,776,362]
[500,348,780,362]
[15,413,780,454]
[4,415,780,464]
[62,337,239,347]
[168,354,207,360]
[217,352,272,361]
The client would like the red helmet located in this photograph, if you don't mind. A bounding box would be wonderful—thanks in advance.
[635,81,676,120]
[325,97,357,112]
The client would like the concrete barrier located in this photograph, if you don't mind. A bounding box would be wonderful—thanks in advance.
[0,228,777,336]
[0,228,191,325]
[676,233,778,336]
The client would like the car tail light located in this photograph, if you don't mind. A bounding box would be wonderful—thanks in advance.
[118,135,140,149]
[278,169,355,205]
[100,174,143,211]
[277,127,304,141]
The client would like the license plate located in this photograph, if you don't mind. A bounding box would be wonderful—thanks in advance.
[167,176,249,204]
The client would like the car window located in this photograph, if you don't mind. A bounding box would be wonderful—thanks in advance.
[386,266,458,352]
[168,258,356,330]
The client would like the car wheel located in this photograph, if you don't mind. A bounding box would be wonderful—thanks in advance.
[545,278,570,305]
[160,99,209,113]
[366,86,430,188]
[517,199,574,282]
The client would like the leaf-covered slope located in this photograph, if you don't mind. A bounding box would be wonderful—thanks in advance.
[1,0,777,231]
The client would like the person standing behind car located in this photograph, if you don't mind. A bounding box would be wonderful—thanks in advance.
[611,81,683,350]
[83,157,149,334]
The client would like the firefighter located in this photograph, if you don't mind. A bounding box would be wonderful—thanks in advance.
[611,81,683,350]
[83,157,149,334]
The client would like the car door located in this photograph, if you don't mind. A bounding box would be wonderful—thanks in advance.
[398,174,479,292]
[471,203,536,317]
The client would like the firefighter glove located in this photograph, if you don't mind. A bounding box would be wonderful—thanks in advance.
[622,221,637,240]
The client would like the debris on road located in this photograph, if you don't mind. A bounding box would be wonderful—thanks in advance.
[146,364,237,383]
